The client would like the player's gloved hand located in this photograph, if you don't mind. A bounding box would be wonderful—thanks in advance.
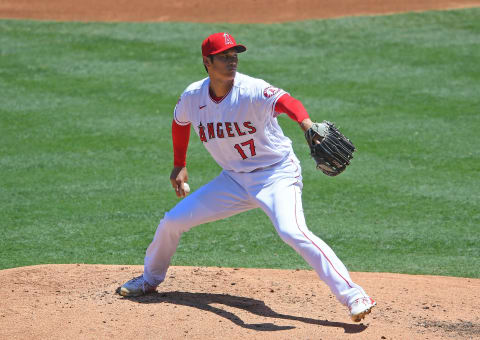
[304,121,356,176]
[170,166,189,198]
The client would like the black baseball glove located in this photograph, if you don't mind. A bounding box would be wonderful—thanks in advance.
[304,121,356,176]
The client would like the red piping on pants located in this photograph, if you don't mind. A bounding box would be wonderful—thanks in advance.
[292,184,354,289]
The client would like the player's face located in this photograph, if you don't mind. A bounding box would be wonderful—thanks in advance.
[206,49,238,80]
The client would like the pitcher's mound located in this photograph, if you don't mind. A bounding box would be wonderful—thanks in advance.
[0,264,479,339]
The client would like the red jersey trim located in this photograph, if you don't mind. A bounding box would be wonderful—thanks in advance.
[174,107,190,126]
[209,83,234,104]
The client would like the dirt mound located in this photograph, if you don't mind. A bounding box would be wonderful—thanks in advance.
[0,0,479,22]
[1,264,479,339]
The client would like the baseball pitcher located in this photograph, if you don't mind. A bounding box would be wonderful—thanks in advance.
[118,32,376,322]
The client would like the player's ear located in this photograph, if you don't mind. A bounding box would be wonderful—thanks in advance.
[203,56,211,68]
[203,56,209,73]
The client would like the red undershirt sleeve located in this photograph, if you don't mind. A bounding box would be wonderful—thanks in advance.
[274,94,310,123]
[172,119,191,167]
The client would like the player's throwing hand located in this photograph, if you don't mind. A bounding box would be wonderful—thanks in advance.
[170,166,189,197]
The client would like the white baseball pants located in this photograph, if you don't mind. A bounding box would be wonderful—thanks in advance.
[143,155,368,306]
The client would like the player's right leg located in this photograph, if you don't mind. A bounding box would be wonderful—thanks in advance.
[119,171,255,296]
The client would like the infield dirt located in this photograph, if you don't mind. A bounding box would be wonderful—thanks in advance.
[1,1,480,339]
[1,0,480,22]
[1,264,479,339]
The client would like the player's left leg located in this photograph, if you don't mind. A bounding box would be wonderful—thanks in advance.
[251,158,372,310]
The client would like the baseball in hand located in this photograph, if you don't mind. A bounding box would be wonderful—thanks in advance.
[183,183,190,194]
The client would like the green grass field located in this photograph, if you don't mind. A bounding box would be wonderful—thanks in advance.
[1,9,479,278]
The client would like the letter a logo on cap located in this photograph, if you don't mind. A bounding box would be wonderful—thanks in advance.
[224,33,234,45]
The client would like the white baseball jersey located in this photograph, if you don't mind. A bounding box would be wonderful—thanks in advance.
[174,72,293,172]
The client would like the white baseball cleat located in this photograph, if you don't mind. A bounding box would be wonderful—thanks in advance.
[349,297,376,322]
[117,275,157,297]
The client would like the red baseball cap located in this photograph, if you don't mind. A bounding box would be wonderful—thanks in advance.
[201,32,247,57]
